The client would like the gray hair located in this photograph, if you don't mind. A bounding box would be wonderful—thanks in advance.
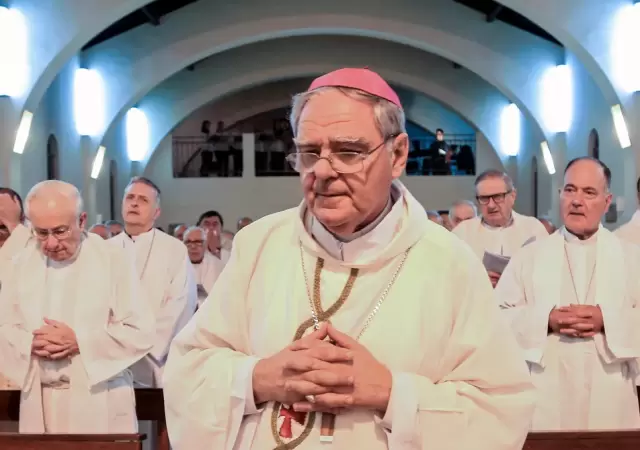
[449,200,478,219]
[126,176,161,206]
[182,226,206,242]
[426,210,442,220]
[25,180,83,218]
[474,169,514,192]
[289,86,406,139]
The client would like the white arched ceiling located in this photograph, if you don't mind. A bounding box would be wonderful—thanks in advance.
[110,35,531,173]
[496,0,627,105]
[89,0,561,156]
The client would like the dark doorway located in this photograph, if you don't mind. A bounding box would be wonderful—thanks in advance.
[588,128,600,159]
[532,156,539,217]
[46,135,59,180]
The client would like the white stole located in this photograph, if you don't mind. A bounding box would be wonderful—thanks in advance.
[530,228,638,368]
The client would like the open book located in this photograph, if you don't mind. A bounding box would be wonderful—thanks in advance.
[482,236,538,274]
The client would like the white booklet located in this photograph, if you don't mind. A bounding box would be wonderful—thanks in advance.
[482,251,511,274]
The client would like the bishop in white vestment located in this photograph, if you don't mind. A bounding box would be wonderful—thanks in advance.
[183,226,225,306]
[0,181,154,433]
[496,157,640,431]
[110,177,197,387]
[163,69,535,450]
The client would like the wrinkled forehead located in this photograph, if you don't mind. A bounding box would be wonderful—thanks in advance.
[476,177,508,195]
[564,162,608,192]
[125,182,157,200]
[29,203,76,229]
[297,90,380,143]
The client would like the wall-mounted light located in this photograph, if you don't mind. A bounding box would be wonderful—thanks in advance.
[540,141,556,175]
[541,64,573,133]
[13,110,33,154]
[126,107,150,162]
[500,103,521,157]
[91,146,106,179]
[0,6,28,97]
[611,104,631,149]
[74,68,105,136]
[612,2,640,93]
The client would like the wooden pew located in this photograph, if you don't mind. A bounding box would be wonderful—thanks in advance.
[0,389,169,450]
[0,433,145,449]
[524,430,640,449]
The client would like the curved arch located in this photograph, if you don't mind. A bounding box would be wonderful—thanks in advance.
[100,35,541,171]
[91,0,560,154]
[134,60,513,174]
[495,0,626,106]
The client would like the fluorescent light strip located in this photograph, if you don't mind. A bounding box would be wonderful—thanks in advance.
[540,141,556,175]
[91,146,106,179]
[13,110,33,154]
[611,104,631,149]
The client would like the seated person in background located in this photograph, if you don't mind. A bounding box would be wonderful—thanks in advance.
[426,210,444,226]
[496,157,640,431]
[88,223,111,239]
[183,226,225,307]
[173,224,188,241]
[0,180,154,433]
[537,216,556,234]
[453,169,547,287]
[448,199,477,230]
[104,219,124,237]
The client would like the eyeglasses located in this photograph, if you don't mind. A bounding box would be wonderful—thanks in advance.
[286,135,399,174]
[476,190,512,205]
[31,226,73,241]
[184,239,205,247]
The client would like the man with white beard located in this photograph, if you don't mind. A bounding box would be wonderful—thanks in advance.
[110,176,197,387]
[0,180,154,433]
[496,157,640,430]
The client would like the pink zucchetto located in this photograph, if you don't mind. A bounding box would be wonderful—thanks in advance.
[307,67,402,109]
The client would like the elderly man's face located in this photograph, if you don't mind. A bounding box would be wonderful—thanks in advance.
[29,199,86,262]
[122,183,160,229]
[89,224,110,239]
[476,177,516,227]
[296,90,408,236]
[450,204,476,229]
[184,229,206,263]
[560,159,611,237]
[174,224,187,241]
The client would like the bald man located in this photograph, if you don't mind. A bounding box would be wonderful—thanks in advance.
[237,217,253,231]
[0,180,154,433]
[89,223,111,240]
[173,224,188,242]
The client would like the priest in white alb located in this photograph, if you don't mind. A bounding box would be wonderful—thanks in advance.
[183,226,225,307]
[163,68,535,450]
[110,177,197,387]
[496,157,640,431]
[615,176,640,244]
[0,180,154,433]
[453,170,547,287]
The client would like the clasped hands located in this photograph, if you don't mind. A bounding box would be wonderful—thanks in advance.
[252,322,392,415]
[31,318,79,360]
[548,304,604,338]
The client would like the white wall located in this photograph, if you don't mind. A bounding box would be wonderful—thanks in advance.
[146,133,496,229]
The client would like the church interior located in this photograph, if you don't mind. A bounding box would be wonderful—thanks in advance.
[1,0,640,449]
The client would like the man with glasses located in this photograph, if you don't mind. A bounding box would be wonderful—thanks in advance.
[453,169,547,287]
[0,180,154,433]
[164,68,534,450]
[496,157,640,431]
[183,226,224,307]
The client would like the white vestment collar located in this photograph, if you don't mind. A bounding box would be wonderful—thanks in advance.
[305,182,404,263]
[528,226,638,366]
